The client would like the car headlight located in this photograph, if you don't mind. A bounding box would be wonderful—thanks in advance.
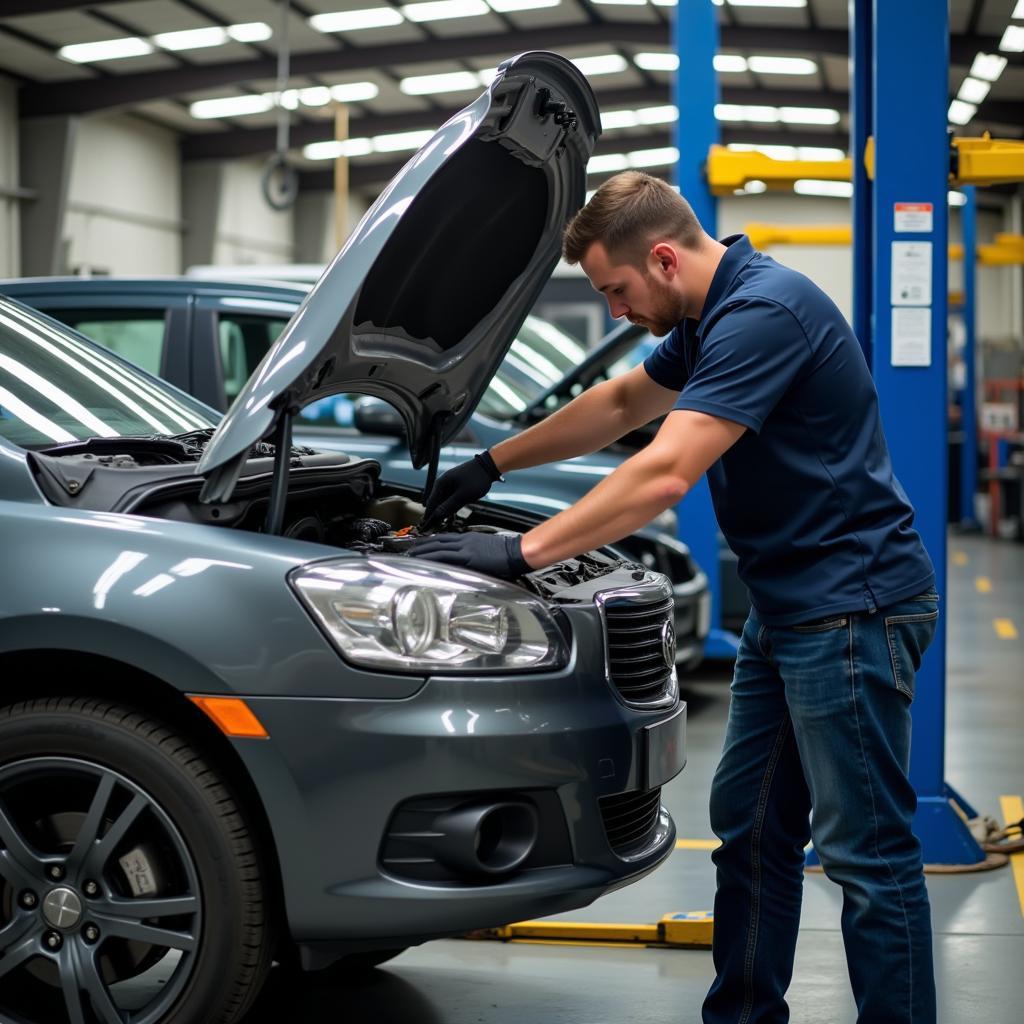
[290,556,568,673]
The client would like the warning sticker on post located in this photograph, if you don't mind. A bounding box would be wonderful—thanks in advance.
[891,241,932,305]
[894,202,933,233]
[891,307,932,367]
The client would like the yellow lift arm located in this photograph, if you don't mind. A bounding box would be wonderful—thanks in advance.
[743,223,1024,267]
[707,135,1024,195]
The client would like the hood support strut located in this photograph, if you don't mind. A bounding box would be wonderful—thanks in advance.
[264,393,299,535]
[421,412,450,508]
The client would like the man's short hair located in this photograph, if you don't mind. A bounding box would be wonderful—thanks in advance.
[562,171,704,268]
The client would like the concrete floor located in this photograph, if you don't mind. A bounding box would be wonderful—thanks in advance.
[247,534,1023,1024]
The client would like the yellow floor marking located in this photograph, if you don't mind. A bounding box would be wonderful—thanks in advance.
[505,938,648,950]
[676,839,720,851]
[994,619,1019,640]
[952,551,968,566]
[999,796,1024,919]
[976,576,992,593]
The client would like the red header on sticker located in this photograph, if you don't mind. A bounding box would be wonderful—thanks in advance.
[894,203,933,213]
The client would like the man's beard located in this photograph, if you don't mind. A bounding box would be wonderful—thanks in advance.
[632,274,687,336]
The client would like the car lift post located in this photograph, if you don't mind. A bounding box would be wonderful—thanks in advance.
[672,0,740,661]
[855,0,985,865]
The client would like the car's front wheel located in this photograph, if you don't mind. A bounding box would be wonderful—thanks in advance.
[0,697,274,1024]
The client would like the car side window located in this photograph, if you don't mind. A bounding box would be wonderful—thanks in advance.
[49,309,167,376]
[216,313,290,403]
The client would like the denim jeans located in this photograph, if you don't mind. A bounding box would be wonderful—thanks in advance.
[702,590,939,1024]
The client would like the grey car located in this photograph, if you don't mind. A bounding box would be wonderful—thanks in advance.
[0,285,710,670]
[0,53,686,1024]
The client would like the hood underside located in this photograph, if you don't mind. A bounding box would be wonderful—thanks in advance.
[198,51,600,504]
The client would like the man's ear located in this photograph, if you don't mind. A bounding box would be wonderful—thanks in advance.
[650,241,679,278]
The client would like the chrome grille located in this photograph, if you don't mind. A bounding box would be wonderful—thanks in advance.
[600,590,676,708]
[599,787,662,856]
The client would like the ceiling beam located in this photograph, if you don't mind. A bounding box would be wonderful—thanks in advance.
[0,0,136,13]
[14,14,1017,120]
[182,85,848,161]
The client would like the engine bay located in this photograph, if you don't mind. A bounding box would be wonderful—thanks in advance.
[28,431,640,602]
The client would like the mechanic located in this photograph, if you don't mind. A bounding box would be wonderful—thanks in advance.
[410,170,938,1024]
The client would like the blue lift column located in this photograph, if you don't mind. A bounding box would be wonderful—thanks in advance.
[866,0,984,863]
[960,187,981,530]
[673,0,740,660]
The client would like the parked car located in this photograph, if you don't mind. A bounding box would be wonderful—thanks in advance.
[2,305,710,668]
[0,53,687,1024]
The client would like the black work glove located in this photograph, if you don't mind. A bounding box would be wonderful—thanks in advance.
[409,532,532,579]
[422,451,503,529]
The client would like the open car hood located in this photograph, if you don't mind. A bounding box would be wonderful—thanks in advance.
[198,51,600,502]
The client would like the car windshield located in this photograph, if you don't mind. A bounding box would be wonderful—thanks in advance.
[0,298,217,450]
[476,315,587,420]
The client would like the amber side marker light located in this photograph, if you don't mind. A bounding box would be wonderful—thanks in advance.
[188,696,269,738]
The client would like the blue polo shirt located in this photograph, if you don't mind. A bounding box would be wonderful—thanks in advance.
[643,234,934,626]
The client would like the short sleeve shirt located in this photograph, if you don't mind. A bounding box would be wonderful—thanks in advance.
[644,234,934,626]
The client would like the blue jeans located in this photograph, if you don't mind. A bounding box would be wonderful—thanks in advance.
[702,591,939,1024]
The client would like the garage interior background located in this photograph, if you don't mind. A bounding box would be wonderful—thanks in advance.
[0,0,1020,346]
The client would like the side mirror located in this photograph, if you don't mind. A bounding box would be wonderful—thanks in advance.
[353,396,405,438]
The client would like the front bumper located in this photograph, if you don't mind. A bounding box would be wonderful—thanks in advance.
[232,631,685,951]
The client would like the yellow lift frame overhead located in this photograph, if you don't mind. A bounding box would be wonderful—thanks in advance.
[706,134,1024,195]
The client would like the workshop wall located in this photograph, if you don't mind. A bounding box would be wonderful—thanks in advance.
[65,114,181,276]
[950,207,1017,342]
[0,77,19,279]
[212,158,295,266]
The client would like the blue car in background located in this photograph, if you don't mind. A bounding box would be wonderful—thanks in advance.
[1,277,710,667]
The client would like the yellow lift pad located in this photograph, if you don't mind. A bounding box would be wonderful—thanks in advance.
[465,911,714,950]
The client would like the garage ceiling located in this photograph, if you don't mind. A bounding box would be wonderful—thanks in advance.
[1,0,1021,199]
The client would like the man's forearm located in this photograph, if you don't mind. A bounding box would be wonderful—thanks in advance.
[491,378,643,473]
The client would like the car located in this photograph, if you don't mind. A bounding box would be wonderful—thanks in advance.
[2,305,710,670]
[0,53,687,1024]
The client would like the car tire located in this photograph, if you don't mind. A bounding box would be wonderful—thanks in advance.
[0,697,275,1024]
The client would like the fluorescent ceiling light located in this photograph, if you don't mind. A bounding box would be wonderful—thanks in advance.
[58,37,153,63]
[714,54,748,72]
[304,139,374,160]
[309,8,405,32]
[747,56,816,75]
[1014,0,1024,16]
[635,52,679,72]
[226,22,273,43]
[400,71,481,95]
[297,86,332,106]
[590,0,646,5]
[373,129,436,152]
[651,0,677,5]
[798,146,846,161]
[947,99,976,125]
[628,146,678,168]
[727,1,807,7]
[794,179,853,198]
[153,26,228,50]
[999,25,1024,51]
[601,110,639,130]
[969,53,1007,82]
[488,0,561,8]
[572,54,628,76]
[478,67,498,85]
[330,81,380,102]
[741,180,768,194]
[402,0,490,22]
[948,191,967,207]
[587,154,629,174]
[728,142,797,160]
[189,94,274,119]
[715,104,779,122]
[957,77,991,104]
[636,105,678,125]
[779,106,840,125]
